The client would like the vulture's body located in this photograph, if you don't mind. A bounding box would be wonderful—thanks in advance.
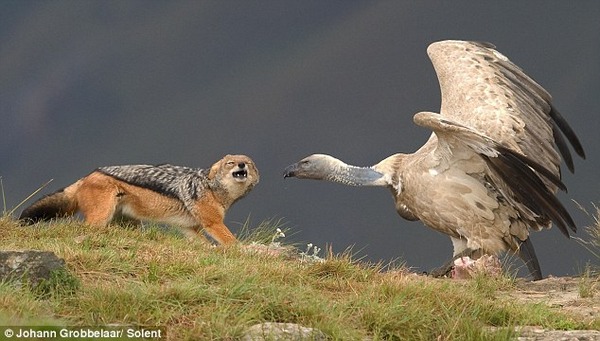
[283,40,585,280]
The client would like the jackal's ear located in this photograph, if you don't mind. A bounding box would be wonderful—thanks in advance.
[208,155,234,179]
[208,158,223,179]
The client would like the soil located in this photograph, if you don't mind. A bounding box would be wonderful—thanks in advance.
[501,276,599,340]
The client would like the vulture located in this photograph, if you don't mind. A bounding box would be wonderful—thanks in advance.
[283,40,585,280]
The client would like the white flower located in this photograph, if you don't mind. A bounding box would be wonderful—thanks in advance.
[313,246,321,256]
[271,228,285,243]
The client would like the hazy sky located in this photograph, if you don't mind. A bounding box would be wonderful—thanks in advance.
[2,1,599,276]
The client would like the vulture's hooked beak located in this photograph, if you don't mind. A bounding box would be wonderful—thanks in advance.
[283,163,299,178]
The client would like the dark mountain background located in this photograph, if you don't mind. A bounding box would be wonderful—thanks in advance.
[2,1,598,276]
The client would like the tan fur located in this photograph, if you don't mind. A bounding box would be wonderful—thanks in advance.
[20,155,259,245]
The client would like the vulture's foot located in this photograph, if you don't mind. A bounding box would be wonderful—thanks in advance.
[427,248,480,278]
[429,263,453,278]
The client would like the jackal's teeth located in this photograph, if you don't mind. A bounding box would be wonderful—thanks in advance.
[232,169,248,178]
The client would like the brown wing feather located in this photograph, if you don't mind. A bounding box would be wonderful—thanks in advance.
[426,40,584,184]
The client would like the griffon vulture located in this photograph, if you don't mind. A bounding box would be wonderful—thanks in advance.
[283,40,585,280]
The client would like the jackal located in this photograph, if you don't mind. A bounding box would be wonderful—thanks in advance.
[19,154,259,244]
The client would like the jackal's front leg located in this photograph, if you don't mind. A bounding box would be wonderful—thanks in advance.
[201,222,237,245]
[194,198,237,245]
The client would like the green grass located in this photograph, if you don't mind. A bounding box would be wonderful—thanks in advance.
[573,204,600,299]
[0,216,596,340]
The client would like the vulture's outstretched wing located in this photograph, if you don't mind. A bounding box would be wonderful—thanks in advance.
[417,40,585,237]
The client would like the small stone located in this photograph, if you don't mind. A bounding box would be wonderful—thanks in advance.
[241,322,326,341]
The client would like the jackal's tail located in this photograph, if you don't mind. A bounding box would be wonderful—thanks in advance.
[19,188,78,224]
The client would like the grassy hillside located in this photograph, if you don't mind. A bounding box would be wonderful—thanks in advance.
[0,216,597,340]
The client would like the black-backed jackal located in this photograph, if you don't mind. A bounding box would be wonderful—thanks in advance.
[19,154,259,245]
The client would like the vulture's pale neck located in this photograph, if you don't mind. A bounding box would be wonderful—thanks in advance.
[326,162,387,187]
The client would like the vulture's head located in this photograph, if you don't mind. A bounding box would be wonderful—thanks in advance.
[283,154,340,180]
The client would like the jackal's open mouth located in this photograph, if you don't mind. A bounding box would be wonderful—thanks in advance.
[232,169,248,180]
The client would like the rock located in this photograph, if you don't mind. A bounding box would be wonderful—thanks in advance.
[485,326,600,341]
[242,242,298,259]
[241,323,326,341]
[517,326,600,341]
[451,255,502,279]
[0,250,77,296]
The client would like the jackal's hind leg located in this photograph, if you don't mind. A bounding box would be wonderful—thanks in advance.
[76,185,119,227]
